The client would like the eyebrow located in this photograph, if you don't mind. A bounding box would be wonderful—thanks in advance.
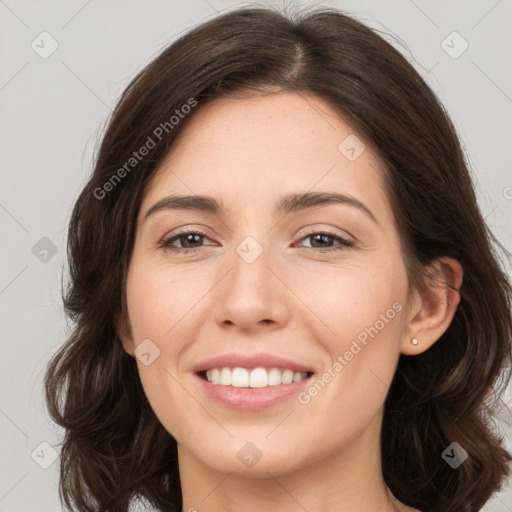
[143,191,378,225]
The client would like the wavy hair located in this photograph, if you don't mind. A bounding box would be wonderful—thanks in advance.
[44,5,512,511]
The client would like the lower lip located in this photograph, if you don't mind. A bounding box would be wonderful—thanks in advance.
[194,373,313,411]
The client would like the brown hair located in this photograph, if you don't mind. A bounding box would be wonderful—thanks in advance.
[44,5,512,512]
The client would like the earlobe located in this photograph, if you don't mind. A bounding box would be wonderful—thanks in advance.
[401,257,463,356]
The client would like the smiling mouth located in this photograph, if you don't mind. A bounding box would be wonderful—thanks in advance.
[197,367,314,388]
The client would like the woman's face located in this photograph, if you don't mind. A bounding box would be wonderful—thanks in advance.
[120,91,413,476]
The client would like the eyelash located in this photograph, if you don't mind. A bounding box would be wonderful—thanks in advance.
[159,228,355,254]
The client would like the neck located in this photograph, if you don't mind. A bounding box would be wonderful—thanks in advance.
[178,409,404,512]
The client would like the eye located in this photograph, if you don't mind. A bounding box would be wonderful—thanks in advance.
[159,228,354,254]
[160,229,212,254]
[294,230,354,252]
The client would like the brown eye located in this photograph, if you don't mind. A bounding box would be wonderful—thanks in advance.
[160,230,211,253]
[297,231,354,252]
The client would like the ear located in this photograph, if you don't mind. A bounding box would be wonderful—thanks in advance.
[401,256,463,355]
[116,312,135,357]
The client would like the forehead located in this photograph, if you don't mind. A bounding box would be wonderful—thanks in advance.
[141,91,391,223]
[159,91,378,168]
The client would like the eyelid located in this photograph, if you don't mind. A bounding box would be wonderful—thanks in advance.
[160,223,354,244]
[159,224,356,254]
[295,224,354,242]
[292,228,355,252]
[159,225,214,244]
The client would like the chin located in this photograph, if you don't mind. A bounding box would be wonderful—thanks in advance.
[181,437,309,477]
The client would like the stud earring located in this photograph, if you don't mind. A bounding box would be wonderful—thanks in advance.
[411,338,419,346]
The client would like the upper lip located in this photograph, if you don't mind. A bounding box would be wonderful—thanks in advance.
[193,353,315,374]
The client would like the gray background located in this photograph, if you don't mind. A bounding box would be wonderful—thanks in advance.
[1,0,511,510]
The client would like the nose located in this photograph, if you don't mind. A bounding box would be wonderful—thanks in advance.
[213,243,291,333]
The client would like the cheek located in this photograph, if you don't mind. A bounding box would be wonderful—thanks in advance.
[292,257,407,348]
[291,258,407,413]
[125,259,202,345]
[268,260,406,472]
[124,262,200,437]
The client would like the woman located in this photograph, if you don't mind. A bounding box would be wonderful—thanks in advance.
[44,5,512,512]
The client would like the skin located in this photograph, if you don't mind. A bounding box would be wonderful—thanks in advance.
[118,91,463,512]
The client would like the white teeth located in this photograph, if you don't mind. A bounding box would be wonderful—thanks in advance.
[268,368,282,386]
[219,367,232,386]
[249,367,268,388]
[231,367,249,387]
[204,367,309,387]
[281,369,294,384]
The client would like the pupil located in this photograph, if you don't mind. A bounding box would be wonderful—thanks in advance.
[184,234,201,247]
[314,234,330,247]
